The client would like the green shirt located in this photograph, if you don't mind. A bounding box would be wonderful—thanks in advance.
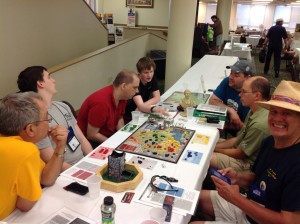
[233,108,270,165]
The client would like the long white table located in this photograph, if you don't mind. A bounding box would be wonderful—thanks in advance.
[221,42,252,61]
[229,34,261,47]
[4,55,238,224]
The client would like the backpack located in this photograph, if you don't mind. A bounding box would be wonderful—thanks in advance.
[259,48,266,63]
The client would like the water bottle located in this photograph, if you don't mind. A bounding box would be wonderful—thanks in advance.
[101,196,116,224]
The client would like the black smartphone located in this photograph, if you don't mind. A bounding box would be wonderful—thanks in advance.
[210,168,231,184]
[63,182,89,195]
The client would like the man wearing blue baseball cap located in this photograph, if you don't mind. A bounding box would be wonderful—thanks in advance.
[209,60,254,135]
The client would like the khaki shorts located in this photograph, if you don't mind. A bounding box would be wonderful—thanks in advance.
[215,153,251,171]
[205,191,251,224]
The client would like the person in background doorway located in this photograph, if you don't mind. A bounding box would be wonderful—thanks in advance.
[210,15,223,53]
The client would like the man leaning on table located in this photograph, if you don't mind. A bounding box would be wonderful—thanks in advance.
[0,92,68,219]
[209,60,253,134]
[210,76,270,171]
[190,80,300,224]
[77,69,140,148]
[17,66,93,171]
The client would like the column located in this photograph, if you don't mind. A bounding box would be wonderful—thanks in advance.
[164,0,197,90]
[216,0,233,42]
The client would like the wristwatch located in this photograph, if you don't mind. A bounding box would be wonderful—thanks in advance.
[54,149,66,158]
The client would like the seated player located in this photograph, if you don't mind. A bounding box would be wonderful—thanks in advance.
[17,66,93,171]
[191,80,300,224]
[209,60,253,135]
[77,69,140,148]
[210,76,270,171]
[281,32,299,64]
[0,92,67,219]
[124,57,168,124]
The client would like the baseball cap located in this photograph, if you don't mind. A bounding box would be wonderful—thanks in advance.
[276,18,283,23]
[230,60,254,76]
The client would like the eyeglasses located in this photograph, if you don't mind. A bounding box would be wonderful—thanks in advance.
[240,90,256,94]
[23,113,52,130]
[150,175,179,193]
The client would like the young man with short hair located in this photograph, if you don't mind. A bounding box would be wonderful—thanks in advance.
[17,66,93,171]
[124,57,167,124]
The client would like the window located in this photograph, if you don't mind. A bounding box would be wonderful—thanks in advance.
[289,6,300,29]
[205,4,217,23]
[236,4,266,29]
[274,5,291,27]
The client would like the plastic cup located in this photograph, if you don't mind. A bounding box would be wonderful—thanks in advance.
[86,175,101,198]
[131,111,140,124]
[186,107,195,120]
[150,207,167,224]
[140,220,160,224]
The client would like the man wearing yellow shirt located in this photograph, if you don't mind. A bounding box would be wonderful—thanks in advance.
[0,92,67,219]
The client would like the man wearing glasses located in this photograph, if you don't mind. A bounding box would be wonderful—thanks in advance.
[210,76,270,171]
[17,66,93,171]
[0,92,68,219]
[209,60,254,135]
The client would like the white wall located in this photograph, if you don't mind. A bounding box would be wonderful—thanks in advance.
[100,0,170,27]
[0,0,108,97]
[51,33,167,109]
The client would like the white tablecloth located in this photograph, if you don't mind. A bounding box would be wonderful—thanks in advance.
[4,55,239,224]
[221,42,252,61]
[230,35,261,47]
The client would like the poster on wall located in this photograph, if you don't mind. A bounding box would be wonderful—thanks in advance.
[106,13,114,34]
[115,26,124,43]
[127,8,136,27]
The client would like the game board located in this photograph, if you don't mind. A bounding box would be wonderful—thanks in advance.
[116,122,195,163]
[163,91,210,105]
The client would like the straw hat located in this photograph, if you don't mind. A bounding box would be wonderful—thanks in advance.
[256,80,300,112]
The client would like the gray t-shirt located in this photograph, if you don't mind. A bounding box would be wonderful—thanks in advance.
[37,101,84,165]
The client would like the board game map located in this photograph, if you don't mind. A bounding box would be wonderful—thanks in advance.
[163,91,210,105]
[116,122,195,163]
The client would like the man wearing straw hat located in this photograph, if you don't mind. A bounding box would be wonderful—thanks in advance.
[191,80,300,224]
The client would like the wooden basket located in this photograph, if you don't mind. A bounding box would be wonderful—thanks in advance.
[96,163,143,193]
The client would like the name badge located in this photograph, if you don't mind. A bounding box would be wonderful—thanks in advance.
[67,126,80,152]
[248,184,266,206]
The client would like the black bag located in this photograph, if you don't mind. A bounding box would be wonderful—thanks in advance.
[259,48,266,63]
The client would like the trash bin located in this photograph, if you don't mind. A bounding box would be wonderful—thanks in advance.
[149,50,166,80]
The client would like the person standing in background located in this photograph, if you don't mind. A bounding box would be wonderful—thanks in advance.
[263,18,288,78]
[210,15,223,53]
